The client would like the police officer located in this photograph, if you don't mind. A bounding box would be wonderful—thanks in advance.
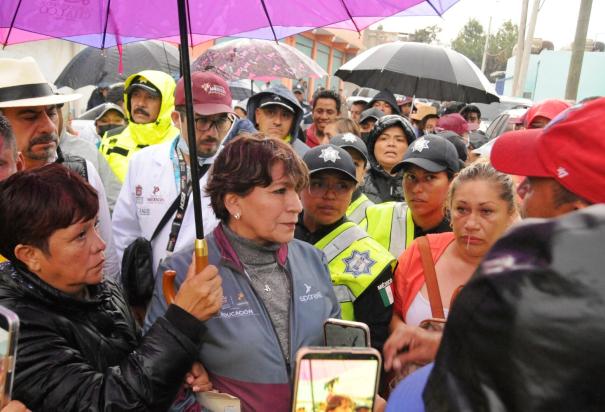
[330,133,374,224]
[361,135,460,258]
[295,144,395,353]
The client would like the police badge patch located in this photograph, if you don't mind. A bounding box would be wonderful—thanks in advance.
[342,250,376,277]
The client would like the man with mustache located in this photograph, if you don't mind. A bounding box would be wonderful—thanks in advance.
[0,57,120,278]
[112,71,256,284]
[99,70,180,182]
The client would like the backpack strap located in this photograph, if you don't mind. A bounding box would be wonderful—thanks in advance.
[417,236,445,319]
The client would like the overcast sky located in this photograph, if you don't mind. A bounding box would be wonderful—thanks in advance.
[375,0,605,50]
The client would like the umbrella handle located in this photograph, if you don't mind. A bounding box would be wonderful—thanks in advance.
[162,238,209,304]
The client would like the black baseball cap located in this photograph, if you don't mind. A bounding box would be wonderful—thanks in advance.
[292,84,305,94]
[303,144,358,183]
[329,133,369,164]
[359,107,385,124]
[393,134,461,174]
[125,75,161,98]
[258,94,295,113]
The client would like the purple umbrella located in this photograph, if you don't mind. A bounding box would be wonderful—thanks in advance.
[0,0,461,47]
[192,38,327,81]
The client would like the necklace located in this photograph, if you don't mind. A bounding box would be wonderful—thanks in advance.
[243,261,279,293]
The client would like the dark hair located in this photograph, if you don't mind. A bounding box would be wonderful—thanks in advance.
[206,133,309,221]
[327,118,360,136]
[0,164,99,262]
[419,113,439,130]
[442,101,465,115]
[312,89,342,113]
[553,180,592,207]
[0,114,16,157]
[459,104,482,120]
[448,159,516,215]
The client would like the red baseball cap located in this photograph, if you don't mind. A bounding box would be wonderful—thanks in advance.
[524,99,571,128]
[174,71,233,115]
[491,97,605,204]
[436,113,469,136]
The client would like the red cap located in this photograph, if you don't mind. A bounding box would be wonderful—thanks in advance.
[491,97,605,204]
[524,99,571,128]
[437,113,469,136]
[174,71,233,115]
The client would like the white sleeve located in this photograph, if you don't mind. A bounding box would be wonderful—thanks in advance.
[85,160,120,281]
[111,156,143,270]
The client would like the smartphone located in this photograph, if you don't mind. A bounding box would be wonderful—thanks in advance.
[0,306,18,408]
[323,318,370,348]
[291,346,381,412]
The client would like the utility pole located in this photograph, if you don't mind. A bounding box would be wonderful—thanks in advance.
[565,0,593,101]
[515,0,539,98]
[481,15,492,73]
[512,0,529,96]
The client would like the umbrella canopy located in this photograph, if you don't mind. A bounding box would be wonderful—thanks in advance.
[1,1,461,47]
[192,38,327,81]
[228,79,261,101]
[335,41,499,103]
[55,41,180,89]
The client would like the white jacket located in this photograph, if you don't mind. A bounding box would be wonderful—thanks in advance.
[112,138,219,275]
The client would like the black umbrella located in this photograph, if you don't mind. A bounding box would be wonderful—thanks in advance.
[228,79,261,101]
[55,41,180,89]
[335,41,499,103]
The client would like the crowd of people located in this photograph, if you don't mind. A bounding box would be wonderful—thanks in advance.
[0,53,604,412]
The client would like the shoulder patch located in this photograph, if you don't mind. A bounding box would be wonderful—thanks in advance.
[342,250,376,277]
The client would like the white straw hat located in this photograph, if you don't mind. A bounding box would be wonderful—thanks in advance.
[0,57,81,108]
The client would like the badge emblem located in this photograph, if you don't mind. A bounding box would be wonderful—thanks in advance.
[412,138,430,153]
[319,146,341,163]
[342,250,376,277]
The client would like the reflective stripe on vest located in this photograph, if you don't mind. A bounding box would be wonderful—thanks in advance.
[333,284,356,303]
[321,225,368,262]
[388,204,415,257]
[347,196,374,224]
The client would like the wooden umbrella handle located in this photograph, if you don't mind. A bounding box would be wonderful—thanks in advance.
[162,239,208,304]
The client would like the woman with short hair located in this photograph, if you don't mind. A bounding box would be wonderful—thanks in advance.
[145,134,340,411]
[0,163,223,411]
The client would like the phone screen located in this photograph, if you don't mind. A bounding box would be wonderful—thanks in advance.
[324,323,368,347]
[293,354,380,412]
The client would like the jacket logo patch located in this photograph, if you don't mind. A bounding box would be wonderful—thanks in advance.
[219,290,256,319]
[299,283,323,302]
[342,250,375,277]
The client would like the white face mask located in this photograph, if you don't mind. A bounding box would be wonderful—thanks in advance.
[467,122,480,131]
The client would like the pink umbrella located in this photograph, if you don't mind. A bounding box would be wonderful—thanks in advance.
[192,38,327,81]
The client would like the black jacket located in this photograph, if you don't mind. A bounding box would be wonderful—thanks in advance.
[0,262,202,411]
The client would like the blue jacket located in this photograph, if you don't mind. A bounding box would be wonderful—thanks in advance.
[145,224,340,411]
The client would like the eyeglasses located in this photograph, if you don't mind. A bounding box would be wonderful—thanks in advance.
[192,115,233,133]
[308,180,355,197]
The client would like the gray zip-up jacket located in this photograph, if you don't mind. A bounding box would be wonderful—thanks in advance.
[144,224,340,411]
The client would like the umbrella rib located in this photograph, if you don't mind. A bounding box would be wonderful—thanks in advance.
[259,0,279,43]
[101,0,112,49]
[338,0,361,34]
[2,0,24,49]
[425,0,444,17]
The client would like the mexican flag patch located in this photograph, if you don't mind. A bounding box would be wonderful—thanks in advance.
[377,278,394,307]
